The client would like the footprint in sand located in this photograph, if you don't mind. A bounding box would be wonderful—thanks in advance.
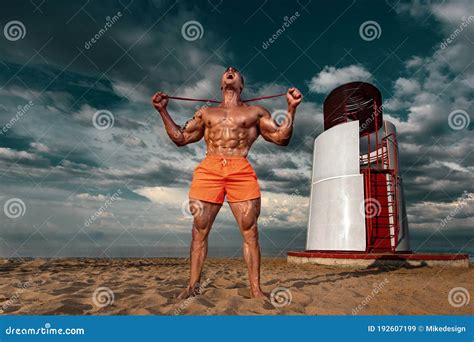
[223,307,238,315]
[124,288,145,296]
[50,287,84,296]
[1,305,21,314]
[291,281,307,289]
[196,297,215,308]
[71,281,91,287]
[159,290,180,299]
[225,282,246,289]
[263,279,279,286]
[54,300,93,315]
[165,279,185,286]
[262,302,276,310]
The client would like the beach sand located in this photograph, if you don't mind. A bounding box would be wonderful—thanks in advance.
[0,258,472,315]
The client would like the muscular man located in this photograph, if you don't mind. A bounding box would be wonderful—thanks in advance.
[152,67,302,298]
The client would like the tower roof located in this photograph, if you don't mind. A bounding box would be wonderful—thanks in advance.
[323,82,383,135]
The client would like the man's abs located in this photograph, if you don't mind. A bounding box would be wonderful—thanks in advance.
[201,105,261,157]
[204,125,258,157]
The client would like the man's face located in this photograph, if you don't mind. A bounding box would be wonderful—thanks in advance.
[221,67,244,92]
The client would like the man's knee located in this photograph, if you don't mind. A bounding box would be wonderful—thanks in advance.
[241,223,259,246]
[192,216,212,241]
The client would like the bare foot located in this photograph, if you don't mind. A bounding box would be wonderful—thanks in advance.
[250,289,266,299]
[177,284,202,299]
[177,287,192,299]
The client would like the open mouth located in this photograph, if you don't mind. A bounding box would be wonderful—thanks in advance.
[226,73,234,80]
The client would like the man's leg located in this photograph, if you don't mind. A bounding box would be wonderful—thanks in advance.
[228,198,265,298]
[178,198,221,299]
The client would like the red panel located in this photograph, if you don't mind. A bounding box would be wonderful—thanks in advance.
[365,172,392,252]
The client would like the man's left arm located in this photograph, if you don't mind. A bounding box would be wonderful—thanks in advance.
[258,87,302,146]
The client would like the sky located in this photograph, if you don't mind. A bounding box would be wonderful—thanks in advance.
[0,0,472,258]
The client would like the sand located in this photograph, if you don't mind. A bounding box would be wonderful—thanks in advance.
[0,258,472,315]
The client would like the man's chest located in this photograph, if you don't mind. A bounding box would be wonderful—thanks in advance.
[203,108,259,128]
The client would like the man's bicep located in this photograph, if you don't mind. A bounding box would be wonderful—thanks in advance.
[258,110,278,136]
[182,111,203,132]
[182,111,205,141]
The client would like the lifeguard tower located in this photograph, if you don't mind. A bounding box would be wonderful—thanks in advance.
[288,82,469,267]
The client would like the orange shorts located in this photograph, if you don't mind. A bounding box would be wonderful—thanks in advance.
[189,156,261,204]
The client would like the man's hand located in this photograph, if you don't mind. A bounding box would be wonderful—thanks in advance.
[286,87,302,110]
[152,92,169,112]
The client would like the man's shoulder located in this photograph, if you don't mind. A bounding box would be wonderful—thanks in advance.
[247,104,270,118]
[195,105,218,117]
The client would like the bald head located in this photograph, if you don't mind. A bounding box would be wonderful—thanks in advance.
[221,67,244,93]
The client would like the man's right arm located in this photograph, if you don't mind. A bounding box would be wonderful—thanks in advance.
[152,92,205,147]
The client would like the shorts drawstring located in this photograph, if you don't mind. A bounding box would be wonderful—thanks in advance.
[221,157,227,166]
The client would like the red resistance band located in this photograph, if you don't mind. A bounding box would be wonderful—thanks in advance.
[167,93,286,104]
